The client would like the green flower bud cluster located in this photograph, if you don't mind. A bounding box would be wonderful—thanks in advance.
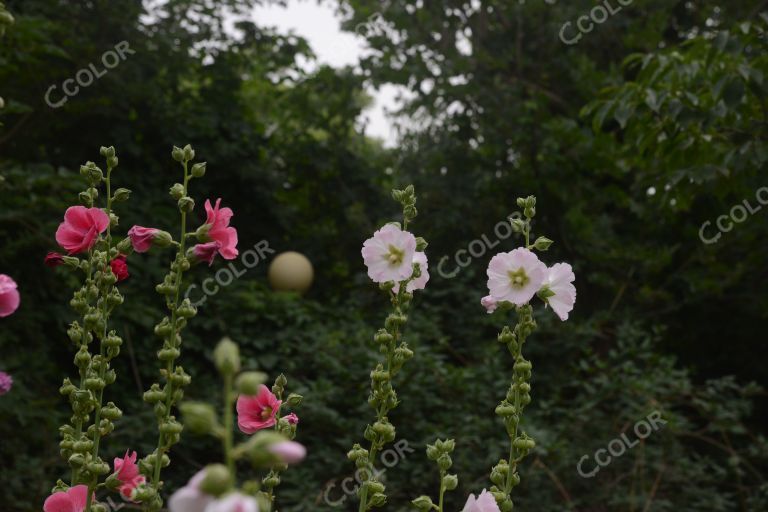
[142,145,213,510]
[487,196,553,512]
[354,186,426,512]
[54,148,130,512]
[413,438,458,511]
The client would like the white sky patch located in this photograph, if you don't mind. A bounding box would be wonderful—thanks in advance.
[249,0,403,147]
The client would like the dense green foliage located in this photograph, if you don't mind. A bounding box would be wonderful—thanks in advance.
[0,1,766,511]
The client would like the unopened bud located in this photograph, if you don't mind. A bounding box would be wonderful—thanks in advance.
[213,337,240,374]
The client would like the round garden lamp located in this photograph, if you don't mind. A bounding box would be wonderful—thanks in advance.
[268,251,314,294]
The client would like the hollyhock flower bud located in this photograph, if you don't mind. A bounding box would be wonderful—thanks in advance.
[236,371,268,395]
[55,206,110,254]
[362,224,417,283]
[179,402,218,435]
[283,412,299,425]
[169,182,185,199]
[199,464,233,496]
[213,337,240,374]
[0,371,13,395]
[412,496,434,511]
[112,188,131,202]
[43,485,92,512]
[112,450,146,502]
[237,384,282,434]
[480,295,497,314]
[110,255,129,283]
[462,489,501,512]
[45,252,65,267]
[191,162,207,177]
[127,226,170,253]
[0,274,20,317]
[268,441,307,464]
[539,263,576,321]
[486,248,546,306]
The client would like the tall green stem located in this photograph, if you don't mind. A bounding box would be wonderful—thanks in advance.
[223,371,235,476]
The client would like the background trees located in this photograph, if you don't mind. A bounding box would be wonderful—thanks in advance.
[0,1,765,511]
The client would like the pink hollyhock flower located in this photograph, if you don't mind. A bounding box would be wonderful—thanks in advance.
[362,224,417,283]
[283,413,299,425]
[268,440,306,464]
[0,371,12,395]
[0,274,20,318]
[462,489,500,512]
[202,198,239,260]
[193,241,222,266]
[393,251,429,293]
[541,263,576,321]
[128,226,160,253]
[168,470,213,512]
[237,384,282,434]
[486,248,546,306]
[45,252,65,267]
[205,493,259,512]
[110,255,129,283]
[43,485,91,512]
[55,206,110,255]
[113,450,146,501]
[480,295,497,314]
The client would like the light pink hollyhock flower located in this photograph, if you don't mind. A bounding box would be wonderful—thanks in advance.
[204,493,259,512]
[0,371,13,395]
[43,485,91,512]
[480,295,497,314]
[237,384,282,434]
[55,206,110,255]
[486,248,546,306]
[45,252,65,267]
[128,226,160,253]
[0,274,20,318]
[393,251,429,293]
[193,241,222,266]
[203,199,239,260]
[541,263,576,321]
[113,450,146,501]
[169,470,214,512]
[283,412,299,425]
[361,224,417,283]
[268,440,306,464]
[462,489,500,512]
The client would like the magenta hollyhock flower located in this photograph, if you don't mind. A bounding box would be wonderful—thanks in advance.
[205,493,259,512]
[43,485,91,512]
[0,274,20,318]
[480,295,497,314]
[0,371,12,395]
[541,263,576,321]
[192,241,222,266]
[462,489,500,512]
[486,248,546,306]
[202,198,239,260]
[55,206,110,255]
[113,450,146,501]
[268,440,306,464]
[283,412,299,425]
[237,384,282,434]
[110,255,129,283]
[168,470,213,512]
[127,226,160,253]
[361,224,417,283]
[45,252,65,267]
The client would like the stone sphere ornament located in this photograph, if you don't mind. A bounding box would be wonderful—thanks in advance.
[268,251,314,294]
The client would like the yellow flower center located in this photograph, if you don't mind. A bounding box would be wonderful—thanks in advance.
[387,245,405,266]
[508,267,529,289]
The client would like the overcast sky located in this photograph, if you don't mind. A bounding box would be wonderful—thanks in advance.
[251,1,400,147]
